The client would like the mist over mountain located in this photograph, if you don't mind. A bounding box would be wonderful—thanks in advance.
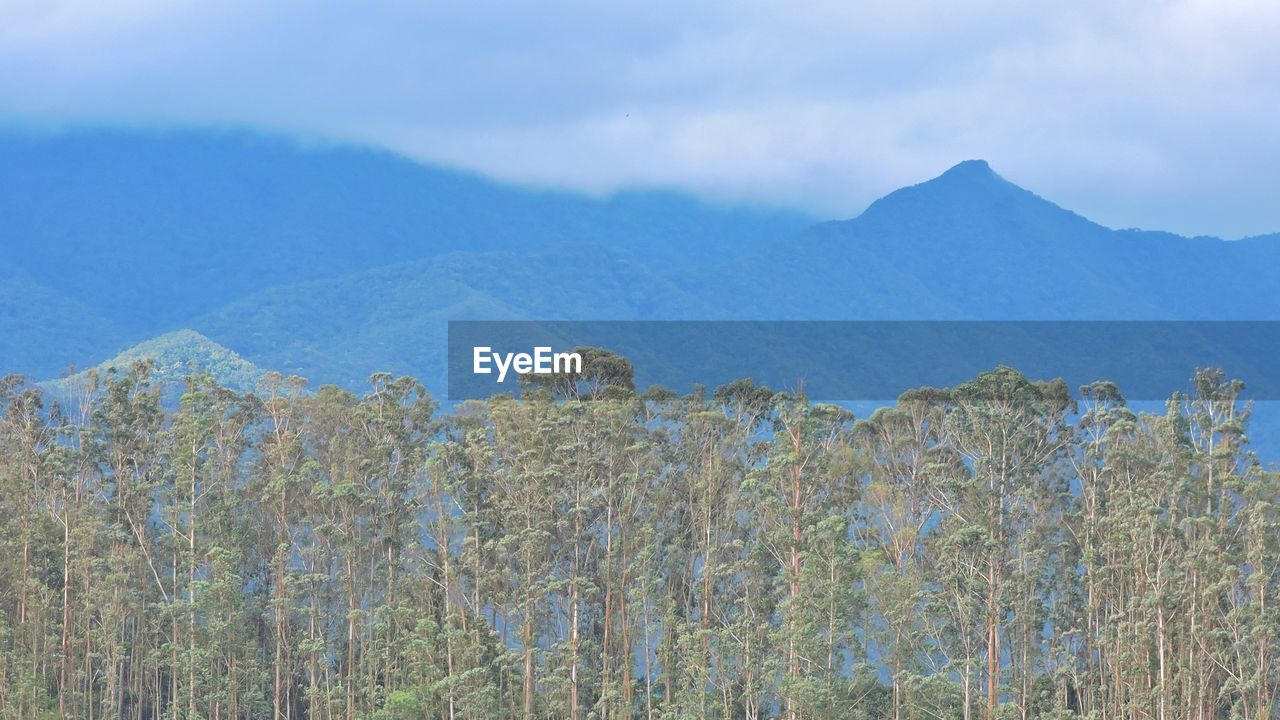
[0,129,808,370]
[4,129,1280,390]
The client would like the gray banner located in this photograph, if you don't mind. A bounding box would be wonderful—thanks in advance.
[448,321,1280,400]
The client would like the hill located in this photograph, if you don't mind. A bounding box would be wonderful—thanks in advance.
[6,130,1280,392]
[731,160,1280,319]
[180,154,1280,388]
[40,330,269,398]
[0,261,126,377]
[0,129,810,377]
[189,245,721,388]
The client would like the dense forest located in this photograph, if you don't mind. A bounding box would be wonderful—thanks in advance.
[1,359,1278,720]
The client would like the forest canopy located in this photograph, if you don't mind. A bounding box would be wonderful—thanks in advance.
[1,361,1277,720]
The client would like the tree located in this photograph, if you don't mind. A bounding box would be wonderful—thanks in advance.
[2,362,1278,719]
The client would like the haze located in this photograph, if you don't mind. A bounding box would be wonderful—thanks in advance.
[3,1,1280,238]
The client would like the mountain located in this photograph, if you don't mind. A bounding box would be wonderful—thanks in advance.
[178,158,1280,390]
[732,159,1280,319]
[6,129,1280,393]
[0,128,811,376]
[0,261,127,377]
[40,329,269,398]
[189,245,722,388]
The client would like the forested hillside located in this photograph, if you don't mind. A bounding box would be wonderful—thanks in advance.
[189,247,721,388]
[40,330,268,398]
[2,362,1276,719]
[8,131,1280,388]
[0,130,808,379]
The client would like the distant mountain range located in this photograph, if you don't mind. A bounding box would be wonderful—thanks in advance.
[4,129,1279,393]
[0,129,807,383]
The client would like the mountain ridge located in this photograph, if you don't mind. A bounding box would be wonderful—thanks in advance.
[7,130,1280,390]
[857,158,1099,235]
[0,129,812,378]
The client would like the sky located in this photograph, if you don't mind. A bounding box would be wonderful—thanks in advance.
[2,0,1279,238]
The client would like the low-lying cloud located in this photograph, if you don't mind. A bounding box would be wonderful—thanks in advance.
[2,0,1278,237]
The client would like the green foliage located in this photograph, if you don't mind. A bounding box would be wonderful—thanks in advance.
[41,329,268,398]
[1,365,1279,719]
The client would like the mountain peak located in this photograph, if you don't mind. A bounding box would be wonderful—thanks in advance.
[853,158,1097,234]
[938,159,997,181]
[917,158,1020,197]
[41,329,269,396]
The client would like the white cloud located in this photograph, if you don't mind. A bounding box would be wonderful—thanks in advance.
[1,0,1278,237]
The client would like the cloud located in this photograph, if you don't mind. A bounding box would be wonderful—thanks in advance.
[2,0,1278,237]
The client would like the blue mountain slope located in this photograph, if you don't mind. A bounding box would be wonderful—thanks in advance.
[178,160,1280,390]
[188,245,722,388]
[0,261,125,378]
[6,130,1280,389]
[0,129,810,358]
[733,160,1280,319]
